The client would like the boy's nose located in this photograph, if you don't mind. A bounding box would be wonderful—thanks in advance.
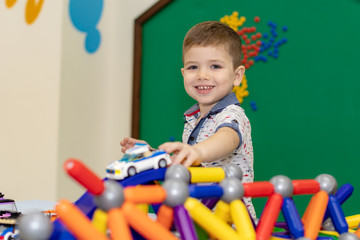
[197,69,209,80]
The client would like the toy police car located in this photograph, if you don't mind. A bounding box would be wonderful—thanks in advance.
[106,143,172,180]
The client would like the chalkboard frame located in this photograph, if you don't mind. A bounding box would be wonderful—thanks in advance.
[131,0,174,138]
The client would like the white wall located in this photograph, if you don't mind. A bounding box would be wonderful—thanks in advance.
[57,0,157,202]
[0,0,157,202]
[0,1,62,201]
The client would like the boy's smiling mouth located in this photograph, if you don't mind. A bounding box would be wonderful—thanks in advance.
[196,85,214,90]
[195,85,215,94]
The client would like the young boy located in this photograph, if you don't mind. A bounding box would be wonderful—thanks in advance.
[121,21,255,218]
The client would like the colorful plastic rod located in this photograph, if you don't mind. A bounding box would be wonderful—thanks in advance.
[201,198,219,210]
[64,158,104,195]
[256,193,283,240]
[188,167,225,183]
[124,185,166,204]
[270,237,294,240]
[243,182,274,197]
[189,184,223,199]
[303,190,329,240]
[281,197,304,239]
[173,205,198,240]
[302,191,318,224]
[214,200,231,223]
[292,179,320,195]
[346,214,360,229]
[328,195,348,234]
[122,201,179,240]
[156,204,174,230]
[91,209,108,234]
[230,199,256,240]
[136,203,149,213]
[185,197,241,240]
[355,225,360,238]
[107,208,132,240]
[323,183,354,221]
[335,183,354,204]
[56,199,109,240]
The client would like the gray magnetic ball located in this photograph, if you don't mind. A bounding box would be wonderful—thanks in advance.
[162,179,189,207]
[165,164,191,183]
[322,218,335,231]
[94,180,124,211]
[219,177,244,203]
[253,218,260,226]
[18,212,53,240]
[270,175,293,198]
[223,164,243,181]
[315,174,338,195]
[339,232,360,240]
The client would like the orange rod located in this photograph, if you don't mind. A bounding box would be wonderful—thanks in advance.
[156,204,174,229]
[303,191,329,240]
[122,202,178,240]
[56,199,109,240]
[124,185,166,203]
[302,190,320,224]
[355,227,360,238]
[107,208,132,240]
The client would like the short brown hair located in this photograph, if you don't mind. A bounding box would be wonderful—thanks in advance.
[182,21,243,69]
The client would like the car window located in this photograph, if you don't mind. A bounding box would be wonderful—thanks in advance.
[128,153,143,162]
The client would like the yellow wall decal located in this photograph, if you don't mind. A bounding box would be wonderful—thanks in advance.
[5,0,44,25]
[25,0,44,24]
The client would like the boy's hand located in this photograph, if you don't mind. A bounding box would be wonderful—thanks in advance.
[120,137,148,153]
[158,142,202,167]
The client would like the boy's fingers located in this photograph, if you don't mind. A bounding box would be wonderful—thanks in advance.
[120,137,131,146]
[174,148,191,165]
[183,157,195,168]
[182,151,198,167]
[159,142,181,153]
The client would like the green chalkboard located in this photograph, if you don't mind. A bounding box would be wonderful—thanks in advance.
[138,0,360,217]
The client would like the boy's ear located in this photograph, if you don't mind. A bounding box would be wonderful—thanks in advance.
[233,65,245,86]
[181,67,185,77]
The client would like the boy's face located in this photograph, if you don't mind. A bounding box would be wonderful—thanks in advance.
[181,45,244,113]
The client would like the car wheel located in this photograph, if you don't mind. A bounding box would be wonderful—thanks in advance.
[158,158,167,168]
[127,166,136,177]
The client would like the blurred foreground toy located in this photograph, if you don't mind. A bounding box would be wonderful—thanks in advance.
[106,143,172,180]
[18,212,53,240]
[13,157,360,240]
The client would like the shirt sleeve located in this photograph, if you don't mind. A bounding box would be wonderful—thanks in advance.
[214,105,249,149]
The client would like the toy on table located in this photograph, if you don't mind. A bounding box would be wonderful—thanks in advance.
[0,193,21,224]
[0,194,58,239]
[0,193,21,231]
[0,193,21,239]
[106,143,172,180]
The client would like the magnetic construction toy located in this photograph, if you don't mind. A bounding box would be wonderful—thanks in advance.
[15,157,360,240]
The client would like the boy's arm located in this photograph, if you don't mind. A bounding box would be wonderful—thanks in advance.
[158,127,239,167]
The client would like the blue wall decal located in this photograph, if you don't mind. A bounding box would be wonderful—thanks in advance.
[69,0,103,54]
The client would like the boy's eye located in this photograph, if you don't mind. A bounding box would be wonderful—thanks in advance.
[211,64,221,69]
[187,65,197,70]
